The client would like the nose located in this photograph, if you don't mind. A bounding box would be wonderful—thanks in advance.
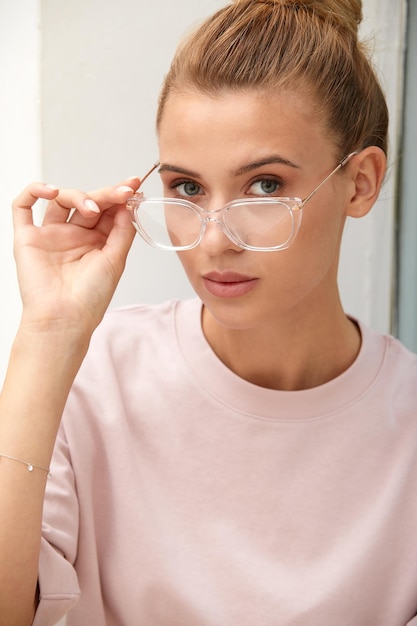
[198,216,242,255]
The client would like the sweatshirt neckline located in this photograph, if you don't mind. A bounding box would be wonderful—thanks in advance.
[174,298,387,421]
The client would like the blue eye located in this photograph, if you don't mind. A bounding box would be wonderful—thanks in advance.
[249,179,281,195]
[175,181,202,197]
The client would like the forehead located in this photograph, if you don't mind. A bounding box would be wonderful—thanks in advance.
[157,90,335,167]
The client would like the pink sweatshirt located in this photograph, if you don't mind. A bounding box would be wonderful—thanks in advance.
[34,299,417,625]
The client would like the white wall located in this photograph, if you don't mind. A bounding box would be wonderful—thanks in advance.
[0,0,407,384]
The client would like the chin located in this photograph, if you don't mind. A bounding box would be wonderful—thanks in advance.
[201,296,265,333]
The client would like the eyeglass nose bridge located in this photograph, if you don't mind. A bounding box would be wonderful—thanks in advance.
[197,210,240,247]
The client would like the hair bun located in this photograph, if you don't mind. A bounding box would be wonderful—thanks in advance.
[234,0,362,38]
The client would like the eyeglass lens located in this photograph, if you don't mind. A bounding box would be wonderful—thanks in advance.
[134,199,297,250]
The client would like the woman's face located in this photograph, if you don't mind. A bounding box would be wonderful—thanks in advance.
[157,90,354,332]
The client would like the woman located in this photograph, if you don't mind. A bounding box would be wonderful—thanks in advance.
[1,0,416,624]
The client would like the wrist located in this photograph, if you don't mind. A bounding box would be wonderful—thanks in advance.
[18,305,99,346]
[11,320,91,379]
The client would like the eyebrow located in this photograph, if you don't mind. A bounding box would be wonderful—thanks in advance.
[231,155,301,176]
[158,155,301,180]
[158,164,201,178]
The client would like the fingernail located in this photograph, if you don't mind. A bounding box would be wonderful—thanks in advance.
[84,198,100,213]
[116,185,134,193]
[44,184,58,191]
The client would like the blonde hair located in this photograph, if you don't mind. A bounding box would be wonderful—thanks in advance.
[157,0,388,158]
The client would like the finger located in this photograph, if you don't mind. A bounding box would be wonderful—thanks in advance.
[42,188,101,225]
[87,176,140,207]
[67,181,139,228]
[101,204,137,269]
[12,182,59,228]
[43,177,140,228]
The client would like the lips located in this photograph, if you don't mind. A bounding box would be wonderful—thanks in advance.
[202,271,258,298]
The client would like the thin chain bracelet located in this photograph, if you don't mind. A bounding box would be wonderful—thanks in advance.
[0,453,51,478]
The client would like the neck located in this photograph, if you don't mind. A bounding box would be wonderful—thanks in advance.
[202,299,361,391]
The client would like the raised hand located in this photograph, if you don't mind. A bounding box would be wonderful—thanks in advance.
[12,177,140,334]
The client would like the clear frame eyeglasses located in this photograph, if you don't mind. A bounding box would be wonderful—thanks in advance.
[127,152,357,252]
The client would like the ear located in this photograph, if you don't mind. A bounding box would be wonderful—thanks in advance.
[345,146,387,218]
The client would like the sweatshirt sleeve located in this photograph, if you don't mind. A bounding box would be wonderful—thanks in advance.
[32,423,81,625]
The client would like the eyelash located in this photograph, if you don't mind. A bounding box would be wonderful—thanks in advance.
[247,177,283,196]
[170,180,203,198]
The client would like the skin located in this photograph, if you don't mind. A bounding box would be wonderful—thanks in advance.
[158,90,386,390]
[0,87,385,623]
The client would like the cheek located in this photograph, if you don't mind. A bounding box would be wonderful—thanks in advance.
[299,195,346,250]
[284,203,346,284]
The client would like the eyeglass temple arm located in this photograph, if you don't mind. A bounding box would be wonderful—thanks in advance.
[138,162,160,188]
[126,162,160,212]
[298,152,358,208]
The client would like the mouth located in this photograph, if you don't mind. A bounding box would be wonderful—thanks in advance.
[202,271,258,298]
